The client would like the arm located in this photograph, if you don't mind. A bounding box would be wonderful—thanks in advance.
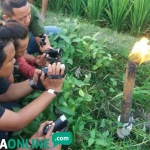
[28,0,33,4]
[23,53,48,67]
[0,79,34,102]
[18,56,36,79]
[0,92,56,131]
[23,54,36,64]
[0,65,40,102]
[0,62,64,130]
[5,73,14,83]
[41,0,49,21]
[29,5,52,52]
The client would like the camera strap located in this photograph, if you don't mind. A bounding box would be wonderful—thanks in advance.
[47,74,66,79]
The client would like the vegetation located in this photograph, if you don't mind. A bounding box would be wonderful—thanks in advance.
[34,0,150,36]
[11,0,150,149]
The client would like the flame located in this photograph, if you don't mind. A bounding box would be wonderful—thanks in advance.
[129,37,150,65]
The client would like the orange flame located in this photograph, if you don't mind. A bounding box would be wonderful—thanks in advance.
[129,37,150,65]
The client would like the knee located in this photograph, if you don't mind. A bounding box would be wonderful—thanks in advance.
[44,26,62,36]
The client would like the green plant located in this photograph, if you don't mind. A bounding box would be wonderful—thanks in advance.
[33,0,41,8]
[55,0,65,12]
[106,0,132,32]
[11,16,150,150]
[65,0,86,17]
[87,0,107,25]
[129,0,150,36]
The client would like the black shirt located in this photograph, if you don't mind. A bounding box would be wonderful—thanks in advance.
[0,78,10,95]
[0,106,5,118]
[0,78,9,118]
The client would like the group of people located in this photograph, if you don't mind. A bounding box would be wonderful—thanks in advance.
[0,0,64,149]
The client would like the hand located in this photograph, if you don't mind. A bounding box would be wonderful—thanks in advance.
[40,62,65,92]
[29,121,56,150]
[5,73,14,83]
[40,45,53,53]
[34,121,54,138]
[33,69,42,86]
[39,122,61,150]
[35,53,49,66]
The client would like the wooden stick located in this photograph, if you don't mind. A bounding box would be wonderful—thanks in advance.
[120,61,137,123]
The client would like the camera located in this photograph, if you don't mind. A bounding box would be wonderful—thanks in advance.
[44,48,61,59]
[43,115,68,134]
[42,64,65,78]
[36,34,66,90]
[39,34,46,47]
[36,64,66,90]
[38,34,62,62]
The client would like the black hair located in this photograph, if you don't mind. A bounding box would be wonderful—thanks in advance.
[0,40,9,68]
[0,0,28,17]
[0,20,28,50]
[0,19,28,67]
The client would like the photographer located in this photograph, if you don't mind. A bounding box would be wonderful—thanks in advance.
[0,0,61,54]
[0,20,65,142]
[0,0,62,80]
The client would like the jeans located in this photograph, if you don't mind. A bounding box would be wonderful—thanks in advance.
[0,102,21,142]
[27,26,62,54]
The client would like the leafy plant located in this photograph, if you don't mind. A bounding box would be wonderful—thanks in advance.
[11,16,150,150]
[87,0,107,25]
[129,0,150,36]
[106,0,132,32]
[65,0,86,17]
[34,0,150,36]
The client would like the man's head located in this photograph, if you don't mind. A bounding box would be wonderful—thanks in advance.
[0,20,28,78]
[0,40,15,78]
[1,0,31,27]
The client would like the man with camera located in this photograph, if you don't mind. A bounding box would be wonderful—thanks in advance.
[0,0,61,54]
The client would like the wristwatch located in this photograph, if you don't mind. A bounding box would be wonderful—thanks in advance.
[29,78,36,89]
[47,89,59,95]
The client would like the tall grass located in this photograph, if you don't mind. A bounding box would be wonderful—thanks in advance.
[65,0,86,17]
[87,0,107,25]
[34,0,150,36]
[129,0,150,36]
[106,0,132,32]
[55,0,65,12]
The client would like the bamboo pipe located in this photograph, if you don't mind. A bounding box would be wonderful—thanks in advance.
[120,61,137,123]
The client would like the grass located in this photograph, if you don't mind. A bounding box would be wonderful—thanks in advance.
[87,0,107,25]
[45,11,138,46]
[36,0,150,36]
[12,10,150,150]
[106,0,131,32]
[44,12,150,150]
[129,0,150,36]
